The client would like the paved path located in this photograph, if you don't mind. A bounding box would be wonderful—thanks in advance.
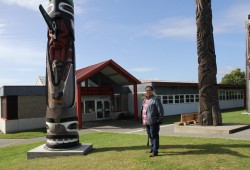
[83,120,250,140]
[1,120,250,147]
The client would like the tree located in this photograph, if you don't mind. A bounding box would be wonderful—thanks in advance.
[221,69,246,86]
[196,0,222,126]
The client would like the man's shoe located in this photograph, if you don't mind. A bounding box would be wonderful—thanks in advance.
[149,153,158,157]
[146,150,153,153]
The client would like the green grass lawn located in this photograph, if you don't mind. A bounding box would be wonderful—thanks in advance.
[162,107,250,125]
[221,108,250,124]
[0,108,249,139]
[0,128,46,139]
[0,132,250,170]
[0,108,249,169]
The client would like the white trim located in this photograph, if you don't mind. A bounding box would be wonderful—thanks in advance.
[59,2,74,17]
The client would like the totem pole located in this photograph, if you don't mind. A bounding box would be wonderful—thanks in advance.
[39,0,79,148]
[196,0,222,125]
[246,15,250,113]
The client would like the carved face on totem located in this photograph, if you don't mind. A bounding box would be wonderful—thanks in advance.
[40,0,79,149]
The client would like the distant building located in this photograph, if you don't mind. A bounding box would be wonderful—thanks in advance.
[0,59,246,133]
[0,86,46,133]
[129,81,245,116]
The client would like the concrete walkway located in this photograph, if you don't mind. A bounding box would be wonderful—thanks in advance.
[1,120,250,147]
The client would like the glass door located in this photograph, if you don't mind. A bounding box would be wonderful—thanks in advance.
[104,100,111,118]
[96,100,104,119]
[96,100,111,119]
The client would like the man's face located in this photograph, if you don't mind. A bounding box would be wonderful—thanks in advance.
[145,87,153,97]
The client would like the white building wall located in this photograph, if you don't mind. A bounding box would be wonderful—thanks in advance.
[163,103,199,116]
[0,98,1,117]
[219,100,244,109]
[0,117,45,134]
[128,94,244,117]
[128,93,144,117]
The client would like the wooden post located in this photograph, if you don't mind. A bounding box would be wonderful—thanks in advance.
[76,83,82,128]
[133,83,138,121]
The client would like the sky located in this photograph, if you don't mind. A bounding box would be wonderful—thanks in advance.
[0,0,249,86]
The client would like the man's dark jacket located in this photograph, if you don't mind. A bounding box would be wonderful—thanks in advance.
[140,95,164,126]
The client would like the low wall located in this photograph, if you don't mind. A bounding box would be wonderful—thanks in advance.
[0,117,45,134]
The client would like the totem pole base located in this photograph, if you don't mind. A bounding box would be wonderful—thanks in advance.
[241,112,250,115]
[27,143,93,160]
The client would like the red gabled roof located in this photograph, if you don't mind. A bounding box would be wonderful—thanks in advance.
[76,59,141,85]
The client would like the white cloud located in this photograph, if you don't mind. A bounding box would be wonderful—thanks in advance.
[217,66,236,75]
[214,2,250,34]
[147,17,196,39]
[75,0,92,15]
[0,0,88,14]
[0,40,46,86]
[0,78,23,86]
[0,42,45,66]
[0,23,5,34]
[130,67,156,73]
[150,77,161,81]
[145,2,250,39]
[0,0,48,11]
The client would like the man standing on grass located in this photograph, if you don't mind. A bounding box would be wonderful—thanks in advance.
[141,86,164,157]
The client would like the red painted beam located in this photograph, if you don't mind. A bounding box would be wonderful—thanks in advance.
[133,83,138,122]
[76,83,82,129]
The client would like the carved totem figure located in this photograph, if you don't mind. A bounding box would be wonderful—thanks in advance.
[246,15,250,113]
[39,0,79,148]
[196,0,222,125]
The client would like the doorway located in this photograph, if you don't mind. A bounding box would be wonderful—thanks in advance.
[96,100,111,119]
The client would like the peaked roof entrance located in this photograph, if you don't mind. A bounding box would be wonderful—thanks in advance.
[75,59,141,128]
[76,59,140,86]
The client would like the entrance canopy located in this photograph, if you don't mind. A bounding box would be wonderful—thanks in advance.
[76,59,140,86]
[75,59,141,128]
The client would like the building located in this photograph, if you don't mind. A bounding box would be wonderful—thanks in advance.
[128,81,245,116]
[0,60,141,133]
[0,86,46,133]
[0,60,246,133]
[75,59,141,128]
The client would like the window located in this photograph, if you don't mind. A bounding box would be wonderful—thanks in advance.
[162,94,199,104]
[169,96,173,104]
[226,90,229,100]
[233,90,237,100]
[238,90,243,99]
[1,98,7,119]
[156,96,162,102]
[219,90,223,100]
[162,95,174,104]
[190,95,195,102]
[84,101,95,114]
[114,94,121,112]
[220,89,244,100]
[185,95,190,103]
[195,94,199,102]
[175,95,180,103]
[162,96,167,104]
[180,95,185,103]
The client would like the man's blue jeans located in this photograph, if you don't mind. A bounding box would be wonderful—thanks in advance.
[146,123,160,154]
